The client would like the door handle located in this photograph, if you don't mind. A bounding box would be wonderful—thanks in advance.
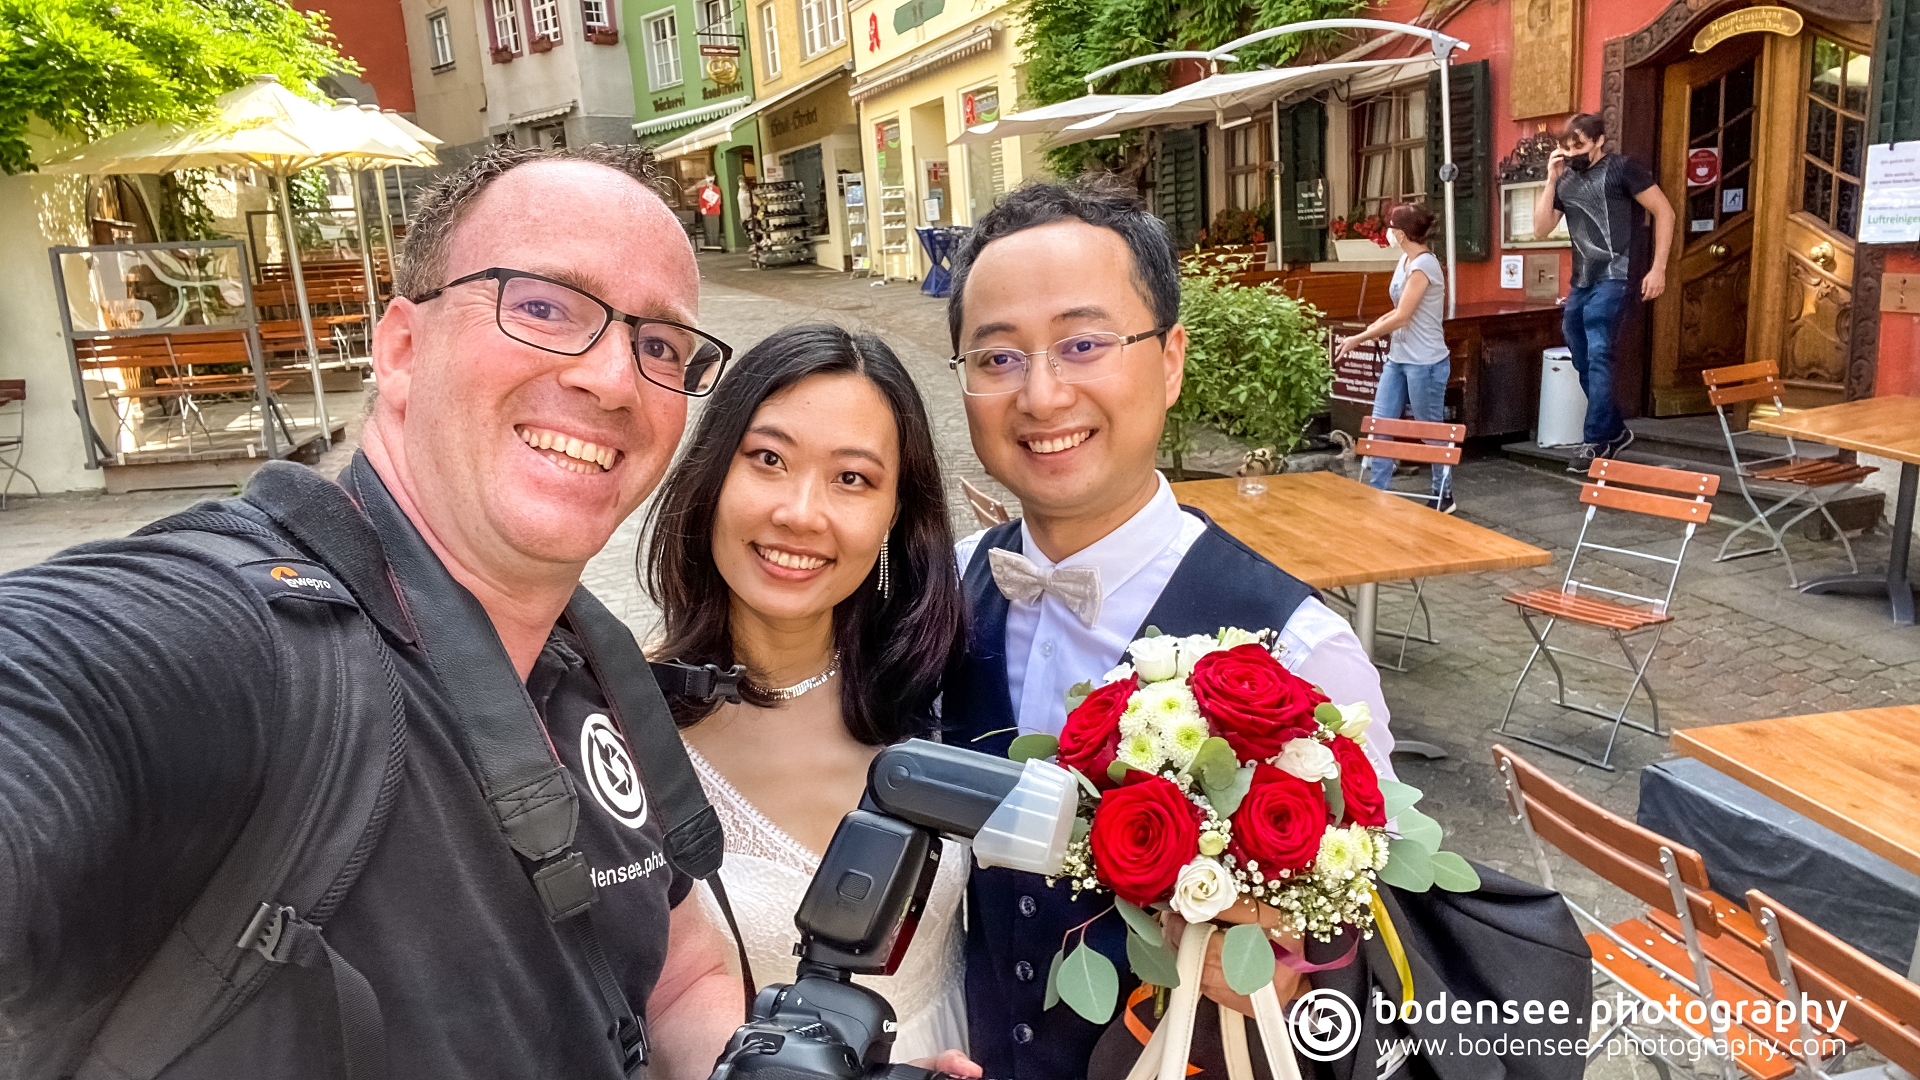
[1708,243,1728,256]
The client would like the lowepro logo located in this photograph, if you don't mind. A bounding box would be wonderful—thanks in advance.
[269,565,335,591]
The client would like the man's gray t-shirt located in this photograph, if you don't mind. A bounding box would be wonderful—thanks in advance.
[1389,251,1448,365]
[1552,153,1659,288]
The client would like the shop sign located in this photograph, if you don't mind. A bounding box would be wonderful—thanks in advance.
[963,88,1000,128]
[652,95,686,112]
[1860,140,1920,243]
[1687,147,1720,187]
[704,56,742,89]
[769,107,820,138]
[868,11,881,50]
[893,0,944,35]
[1692,6,1804,54]
[1330,338,1388,403]
[699,43,741,56]
[1295,178,1328,228]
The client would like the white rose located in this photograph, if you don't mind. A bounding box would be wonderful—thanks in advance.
[1128,635,1180,682]
[1174,634,1223,677]
[1216,626,1268,649]
[1101,661,1136,686]
[1169,856,1238,924]
[1274,737,1339,782]
[1335,701,1373,743]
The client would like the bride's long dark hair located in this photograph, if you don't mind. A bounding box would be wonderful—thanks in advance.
[643,323,965,744]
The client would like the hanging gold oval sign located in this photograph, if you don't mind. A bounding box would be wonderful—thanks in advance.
[1693,6,1805,53]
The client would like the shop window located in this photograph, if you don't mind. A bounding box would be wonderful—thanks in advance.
[645,10,682,88]
[530,0,562,42]
[800,0,844,56]
[1683,56,1756,240]
[963,85,1005,220]
[876,118,903,187]
[428,10,455,68]
[1351,89,1425,219]
[1801,36,1870,238]
[532,122,567,149]
[491,0,523,55]
[761,3,780,76]
[1225,119,1273,212]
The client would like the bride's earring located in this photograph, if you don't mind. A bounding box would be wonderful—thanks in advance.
[878,536,892,600]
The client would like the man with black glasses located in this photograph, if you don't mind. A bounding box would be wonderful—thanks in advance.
[0,144,743,1079]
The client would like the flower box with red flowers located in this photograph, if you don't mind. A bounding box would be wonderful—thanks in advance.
[529,34,557,53]
[490,45,517,63]
[1004,625,1479,1039]
[585,26,620,44]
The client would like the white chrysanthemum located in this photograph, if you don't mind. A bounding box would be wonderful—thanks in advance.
[1314,825,1377,881]
[1101,662,1136,686]
[1116,730,1162,774]
[1134,682,1202,737]
[1336,701,1373,743]
[1217,626,1268,649]
[1128,635,1180,682]
[1174,634,1223,677]
[1274,737,1339,782]
[1160,713,1211,771]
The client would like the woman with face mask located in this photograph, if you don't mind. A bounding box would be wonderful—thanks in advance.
[1333,203,1454,511]
[643,324,978,1076]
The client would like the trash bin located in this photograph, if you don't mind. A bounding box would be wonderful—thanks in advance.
[1537,347,1588,447]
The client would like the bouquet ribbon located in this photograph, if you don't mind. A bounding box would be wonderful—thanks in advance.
[1273,934,1359,975]
[1368,885,1416,1006]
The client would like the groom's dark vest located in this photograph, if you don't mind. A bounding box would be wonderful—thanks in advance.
[945,508,1318,1080]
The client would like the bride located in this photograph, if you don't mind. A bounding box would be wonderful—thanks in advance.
[644,324,974,1072]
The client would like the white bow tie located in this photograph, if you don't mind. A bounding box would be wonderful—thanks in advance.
[988,548,1103,628]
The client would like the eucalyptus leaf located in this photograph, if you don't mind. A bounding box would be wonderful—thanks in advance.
[1396,808,1443,855]
[1314,702,1344,730]
[1043,948,1064,1010]
[1430,851,1482,893]
[1126,929,1182,988]
[1065,680,1094,712]
[1071,816,1090,844]
[1008,733,1059,764]
[1191,737,1239,791]
[1378,837,1435,892]
[1056,942,1119,1025]
[1068,767,1102,801]
[1115,897,1163,945]
[1322,776,1345,825]
[1205,764,1258,818]
[1142,626,1163,638]
[1108,760,1130,784]
[1379,780,1423,819]
[1220,922,1277,995]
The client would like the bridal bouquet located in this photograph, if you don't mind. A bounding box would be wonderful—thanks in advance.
[1007,627,1478,1078]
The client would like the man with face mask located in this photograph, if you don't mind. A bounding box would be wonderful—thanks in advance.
[1532,112,1675,473]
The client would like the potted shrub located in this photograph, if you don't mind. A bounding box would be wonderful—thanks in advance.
[1329,214,1391,262]
[1161,262,1333,479]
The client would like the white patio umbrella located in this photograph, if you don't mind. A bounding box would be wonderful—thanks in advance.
[39,74,423,448]
[331,100,435,319]
[1052,57,1433,146]
[947,94,1157,148]
[381,109,444,220]
[361,106,441,307]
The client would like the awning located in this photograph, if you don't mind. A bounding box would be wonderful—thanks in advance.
[509,101,577,125]
[948,93,1153,148]
[654,63,850,159]
[1052,57,1434,146]
[850,23,996,103]
[635,99,748,138]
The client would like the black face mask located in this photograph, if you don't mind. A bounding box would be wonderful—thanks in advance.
[1566,152,1597,173]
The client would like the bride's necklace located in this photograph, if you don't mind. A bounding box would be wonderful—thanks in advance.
[752,649,842,702]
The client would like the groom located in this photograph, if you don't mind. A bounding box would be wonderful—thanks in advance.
[943,179,1398,1079]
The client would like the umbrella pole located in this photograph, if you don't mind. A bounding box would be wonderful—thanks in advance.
[277,171,332,451]
[1438,55,1458,320]
[373,166,396,317]
[351,166,381,331]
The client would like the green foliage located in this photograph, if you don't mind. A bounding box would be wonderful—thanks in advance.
[1056,941,1119,1024]
[1016,0,1370,177]
[1009,733,1060,763]
[157,168,217,240]
[0,0,355,175]
[1220,922,1277,994]
[1125,928,1181,988]
[1201,203,1273,247]
[1166,262,1332,469]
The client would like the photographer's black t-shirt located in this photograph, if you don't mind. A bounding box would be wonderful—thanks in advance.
[0,528,692,1078]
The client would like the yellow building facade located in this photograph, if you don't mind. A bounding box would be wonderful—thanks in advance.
[742,0,859,268]
[849,0,1043,280]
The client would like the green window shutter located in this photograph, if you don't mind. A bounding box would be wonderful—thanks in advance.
[1873,0,1920,142]
[1154,127,1206,248]
[1426,58,1491,261]
[1279,100,1327,264]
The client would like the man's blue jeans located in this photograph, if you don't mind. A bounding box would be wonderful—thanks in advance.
[1366,358,1452,499]
[1562,278,1630,445]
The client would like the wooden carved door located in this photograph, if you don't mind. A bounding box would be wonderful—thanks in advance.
[1652,42,1761,415]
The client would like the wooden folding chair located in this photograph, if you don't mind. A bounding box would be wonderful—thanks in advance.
[1702,361,1876,587]
[1496,459,1719,770]
[0,380,37,509]
[1493,744,1856,1080]
[1347,415,1466,671]
[1746,888,1920,1079]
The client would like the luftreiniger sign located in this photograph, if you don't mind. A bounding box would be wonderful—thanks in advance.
[1692,5,1804,53]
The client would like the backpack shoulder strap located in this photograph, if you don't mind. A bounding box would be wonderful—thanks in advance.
[77,488,407,1080]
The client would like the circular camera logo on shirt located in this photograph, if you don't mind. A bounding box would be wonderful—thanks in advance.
[579,713,647,829]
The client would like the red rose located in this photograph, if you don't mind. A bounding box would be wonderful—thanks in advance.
[1187,644,1327,761]
[1088,775,1201,907]
[1058,675,1136,788]
[1330,735,1386,827]
[1229,764,1328,874]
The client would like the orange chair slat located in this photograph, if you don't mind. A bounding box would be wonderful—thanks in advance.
[1491,745,1710,887]
[1642,908,1861,1043]
[1701,360,1780,387]
[1586,932,1796,1079]
[1748,890,1920,1027]
[1524,800,1717,929]
[1360,415,1467,442]
[1581,483,1715,524]
[1503,587,1672,630]
[1747,928,1920,1076]
[1355,438,1463,465]
[1588,457,1722,496]
[1753,461,1878,486]
[1609,918,1839,1055]
[1708,378,1789,408]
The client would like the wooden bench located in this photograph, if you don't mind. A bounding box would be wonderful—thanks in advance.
[73,332,257,374]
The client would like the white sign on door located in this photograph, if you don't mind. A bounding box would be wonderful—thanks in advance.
[1500,254,1524,289]
[1860,141,1920,243]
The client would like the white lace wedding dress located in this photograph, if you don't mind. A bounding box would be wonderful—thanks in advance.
[685,744,971,1062]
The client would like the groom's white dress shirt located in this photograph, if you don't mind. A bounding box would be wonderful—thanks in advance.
[956,474,1397,779]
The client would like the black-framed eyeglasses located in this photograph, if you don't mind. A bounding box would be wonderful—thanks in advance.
[948,327,1171,397]
[411,267,733,397]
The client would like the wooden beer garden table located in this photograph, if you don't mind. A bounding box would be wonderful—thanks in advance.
[1750,396,1920,625]
[1171,472,1552,656]
[1672,704,1920,980]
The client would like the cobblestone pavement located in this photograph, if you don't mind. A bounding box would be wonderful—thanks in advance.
[6,253,1916,1076]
